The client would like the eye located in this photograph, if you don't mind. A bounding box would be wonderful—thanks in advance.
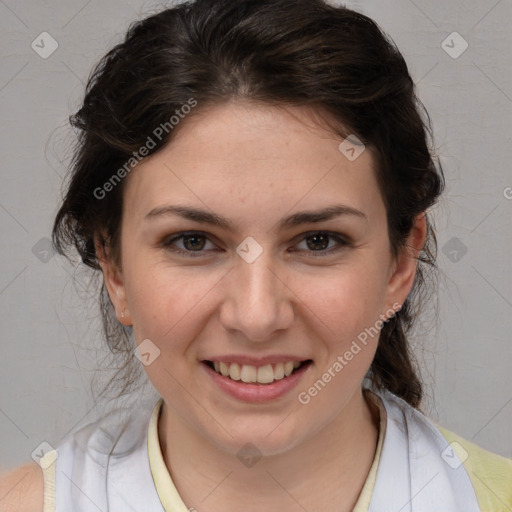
[163,231,218,257]
[294,231,349,256]
[161,230,349,258]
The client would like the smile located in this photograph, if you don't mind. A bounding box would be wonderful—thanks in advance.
[203,360,312,385]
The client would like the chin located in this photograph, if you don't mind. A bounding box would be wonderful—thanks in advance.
[205,418,310,459]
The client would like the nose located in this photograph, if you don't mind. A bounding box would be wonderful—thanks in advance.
[219,250,294,342]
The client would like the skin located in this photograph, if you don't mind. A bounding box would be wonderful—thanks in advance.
[98,101,426,512]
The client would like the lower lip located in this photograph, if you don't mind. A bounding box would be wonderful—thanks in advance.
[201,361,312,403]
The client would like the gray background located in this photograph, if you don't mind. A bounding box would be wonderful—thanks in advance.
[1,0,511,472]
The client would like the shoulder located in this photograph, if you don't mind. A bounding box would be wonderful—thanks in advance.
[437,425,512,511]
[371,387,511,509]
[0,400,159,512]
[0,462,43,512]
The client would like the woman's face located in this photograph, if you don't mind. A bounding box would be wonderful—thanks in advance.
[100,101,421,456]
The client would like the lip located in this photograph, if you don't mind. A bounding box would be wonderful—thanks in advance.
[201,360,312,403]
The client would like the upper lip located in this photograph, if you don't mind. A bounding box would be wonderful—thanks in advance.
[202,355,312,366]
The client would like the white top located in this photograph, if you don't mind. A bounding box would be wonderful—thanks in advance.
[40,385,481,511]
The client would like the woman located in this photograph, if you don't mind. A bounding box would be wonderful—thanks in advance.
[2,0,510,510]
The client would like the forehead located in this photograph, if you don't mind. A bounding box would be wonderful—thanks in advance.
[121,102,383,225]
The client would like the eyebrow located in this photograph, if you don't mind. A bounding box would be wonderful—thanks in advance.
[144,204,367,231]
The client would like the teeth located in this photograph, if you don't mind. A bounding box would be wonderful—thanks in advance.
[210,360,306,384]
[257,364,274,384]
[240,364,257,383]
[274,362,285,380]
[284,361,294,377]
[219,362,229,377]
[229,362,241,381]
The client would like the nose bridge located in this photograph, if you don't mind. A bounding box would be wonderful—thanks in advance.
[221,247,292,341]
[243,253,278,307]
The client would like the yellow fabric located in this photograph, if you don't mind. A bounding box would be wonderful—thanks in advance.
[148,391,387,512]
[148,399,191,511]
[352,390,387,511]
[41,450,58,512]
[437,426,512,512]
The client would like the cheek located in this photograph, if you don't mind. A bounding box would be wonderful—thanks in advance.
[300,262,389,340]
[125,263,216,394]
[125,257,218,346]
[294,271,385,411]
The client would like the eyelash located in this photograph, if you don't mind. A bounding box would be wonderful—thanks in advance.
[161,231,350,258]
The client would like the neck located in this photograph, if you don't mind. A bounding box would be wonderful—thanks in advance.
[158,388,380,512]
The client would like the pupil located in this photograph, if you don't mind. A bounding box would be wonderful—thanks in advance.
[184,234,205,251]
[307,233,328,251]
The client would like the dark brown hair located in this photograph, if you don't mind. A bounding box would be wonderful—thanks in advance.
[52,0,444,407]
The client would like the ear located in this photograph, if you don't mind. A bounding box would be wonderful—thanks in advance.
[383,213,427,313]
[95,235,133,326]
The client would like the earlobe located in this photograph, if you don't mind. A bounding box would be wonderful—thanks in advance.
[95,236,132,326]
[385,213,428,308]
